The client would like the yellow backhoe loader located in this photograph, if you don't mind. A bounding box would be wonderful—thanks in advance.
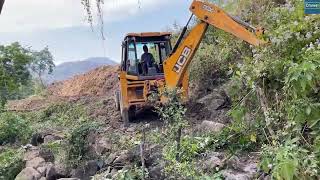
[114,0,266,124]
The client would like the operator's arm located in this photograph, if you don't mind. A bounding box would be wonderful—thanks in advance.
[163,0,266,89]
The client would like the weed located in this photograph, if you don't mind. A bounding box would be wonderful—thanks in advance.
[0,112,32,145]
[67,122,99,167]
[0,148,24,180]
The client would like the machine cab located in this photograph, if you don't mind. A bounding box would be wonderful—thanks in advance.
[121,32,172,77]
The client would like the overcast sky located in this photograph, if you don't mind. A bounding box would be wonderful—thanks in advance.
[0,0,192,64]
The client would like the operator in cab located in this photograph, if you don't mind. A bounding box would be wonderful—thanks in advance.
[141,45,155,75]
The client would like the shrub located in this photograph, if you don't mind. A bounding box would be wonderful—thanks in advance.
[0,148,24,180]
[0,112,32,145]
[67,122,99,167]
[260,140,319,179]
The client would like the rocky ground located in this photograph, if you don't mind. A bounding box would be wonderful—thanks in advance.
[6,65,260,180]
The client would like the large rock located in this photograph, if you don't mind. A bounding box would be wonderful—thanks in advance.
[23,149,40,162]
[71,160,99,180]
[148,164,165,180]
[197,91,226,110]
[39,149,55,163]
[197,120,225,134]
[46,164,57,180]
[43,135,62,144]
[113,146,140,167]
[36,166,47,177]
[94,137,112,156]
[15,167,41,180]
[222,169,254,180]
[54,163,69,178]
[105,153,117,165]
[203,155,223,170]
[26,157,46,169]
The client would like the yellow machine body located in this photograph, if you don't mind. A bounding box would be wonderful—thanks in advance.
[115,0,266,124]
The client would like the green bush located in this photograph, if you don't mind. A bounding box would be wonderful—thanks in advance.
[260,139,319,179]
[67,122,99,167]
[0,148,24,180]
[0,112,32,145]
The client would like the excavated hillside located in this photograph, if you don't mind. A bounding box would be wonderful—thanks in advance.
[47,66,119,97]
[7,65,258,180]
[8,66,119,111]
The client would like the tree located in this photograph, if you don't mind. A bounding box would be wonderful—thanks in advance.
[0,42,33,108]
[30,47,55,87]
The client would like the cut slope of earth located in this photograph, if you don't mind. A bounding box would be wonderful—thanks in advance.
[47,65,119,97]
[7,65,119,112]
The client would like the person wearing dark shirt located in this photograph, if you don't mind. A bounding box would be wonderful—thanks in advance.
[141,45,154,75]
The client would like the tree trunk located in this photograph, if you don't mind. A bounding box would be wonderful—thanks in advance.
[38,73,45,88]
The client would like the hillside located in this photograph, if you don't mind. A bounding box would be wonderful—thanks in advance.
[45,57,118,83]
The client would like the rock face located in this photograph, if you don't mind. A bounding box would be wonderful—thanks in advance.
[16,146,65,180]
[196,120,225,134]
[71,160,99,180]
[15,167,41,180]
[26,157,46,169]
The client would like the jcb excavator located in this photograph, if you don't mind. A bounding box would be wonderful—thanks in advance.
[115,0,266,124]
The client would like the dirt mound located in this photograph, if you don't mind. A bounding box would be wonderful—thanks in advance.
[48,65,119,97]
[7,96,53,112]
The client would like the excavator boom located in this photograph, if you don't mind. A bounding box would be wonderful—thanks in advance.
[163,0,265,89]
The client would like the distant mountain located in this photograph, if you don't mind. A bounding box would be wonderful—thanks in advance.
[45,57,118,84]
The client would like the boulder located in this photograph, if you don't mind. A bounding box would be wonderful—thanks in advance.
[204,155,223,170]
[43,135,62,144]
[197,120,225,134]
[54,163,69,178]
[15,167,41,180]
[105,153,117,165]
[71,160,99,180]
[148,164,165,180]
[23,149,40,162]
[46,164,57,180]
[36,166,47,177]
[197,91,226,110]
[113,146,140,167]
[222,169,254,180]
[94,137,112,156]
[39,149,55,163]
[26,157,46,169]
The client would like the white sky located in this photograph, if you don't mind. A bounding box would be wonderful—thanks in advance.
[0,0,172,32]
[0,0,191,63]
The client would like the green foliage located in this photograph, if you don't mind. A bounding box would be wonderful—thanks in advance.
[26,102,90,131]
[113,165,148,180]
[0,148,24,180]
[67,122,99,167]
[30,46,55,86]
[157,88,187,138]
[0,112,32,145]
[188,0,320,178]
[162,137,204,179]
[260,140,319,179]
[0,42,33,108]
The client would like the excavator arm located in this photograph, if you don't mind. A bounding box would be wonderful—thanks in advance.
[163,0,265,89]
